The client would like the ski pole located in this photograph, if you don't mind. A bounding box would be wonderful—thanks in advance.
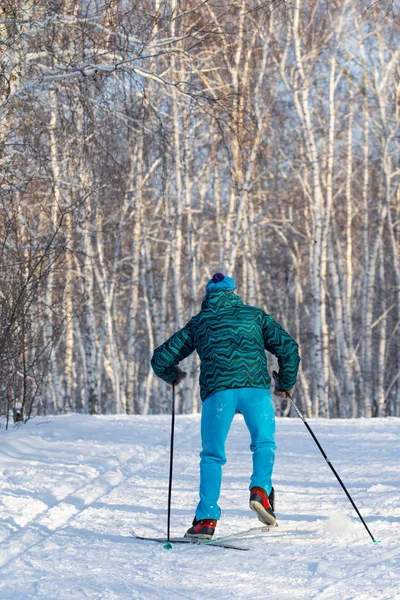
[273,373,379,543]
[164,383,176,550]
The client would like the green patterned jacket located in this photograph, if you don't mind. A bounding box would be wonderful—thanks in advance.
[151,290,300,402]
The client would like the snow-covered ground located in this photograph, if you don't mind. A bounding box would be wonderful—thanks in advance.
[0,414,399,600]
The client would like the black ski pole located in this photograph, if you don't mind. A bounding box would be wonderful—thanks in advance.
[164,383,176,550]
[273,373,379,543]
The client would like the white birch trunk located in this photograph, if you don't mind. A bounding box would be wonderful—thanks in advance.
[328,232,356,418]
[140,245,154,415]
[126,164,142,413]
[81,217,98,415]
[63,212,74,412]
[47,92,64,413]
[376,248,386,417]
[345,102,354,345]
[291,0,326,416]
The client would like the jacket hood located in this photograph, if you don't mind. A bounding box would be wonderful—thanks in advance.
[201,289,244,311]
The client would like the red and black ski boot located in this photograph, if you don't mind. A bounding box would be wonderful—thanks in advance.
[184,517,217,540]
[249,486,277,527]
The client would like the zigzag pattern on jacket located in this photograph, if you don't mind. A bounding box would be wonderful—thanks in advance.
[151,289,300,402]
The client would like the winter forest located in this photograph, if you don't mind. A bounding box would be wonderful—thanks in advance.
[1,0,399,422]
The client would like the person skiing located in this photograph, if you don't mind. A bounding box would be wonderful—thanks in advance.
[151,273,300,540]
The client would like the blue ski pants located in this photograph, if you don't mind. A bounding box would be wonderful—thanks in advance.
[195,387,276,521]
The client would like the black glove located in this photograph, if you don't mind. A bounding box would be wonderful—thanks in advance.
[272,370,293,399]
[172,366,187,386]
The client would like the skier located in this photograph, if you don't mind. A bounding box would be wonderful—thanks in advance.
[151,273,300,540]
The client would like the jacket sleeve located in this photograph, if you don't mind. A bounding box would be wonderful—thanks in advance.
[262,313,300,391]
[151,320,195,383]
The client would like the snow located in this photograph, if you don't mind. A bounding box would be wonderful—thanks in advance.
[1,414,400,600]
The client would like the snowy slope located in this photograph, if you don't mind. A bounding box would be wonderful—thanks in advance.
[0,414,399,600]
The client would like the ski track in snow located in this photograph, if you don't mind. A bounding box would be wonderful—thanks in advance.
[0,414,399,600]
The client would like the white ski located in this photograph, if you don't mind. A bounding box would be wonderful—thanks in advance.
[130,531,249,551]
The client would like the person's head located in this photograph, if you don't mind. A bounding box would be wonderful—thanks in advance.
[205,273,237,294]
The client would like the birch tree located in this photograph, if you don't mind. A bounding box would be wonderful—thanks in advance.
[1,0,399,419]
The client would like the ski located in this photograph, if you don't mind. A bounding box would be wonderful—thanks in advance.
[131,522,311,551]
[206,524,276,544]
[130,532,249,551]
[196,522,310,545]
